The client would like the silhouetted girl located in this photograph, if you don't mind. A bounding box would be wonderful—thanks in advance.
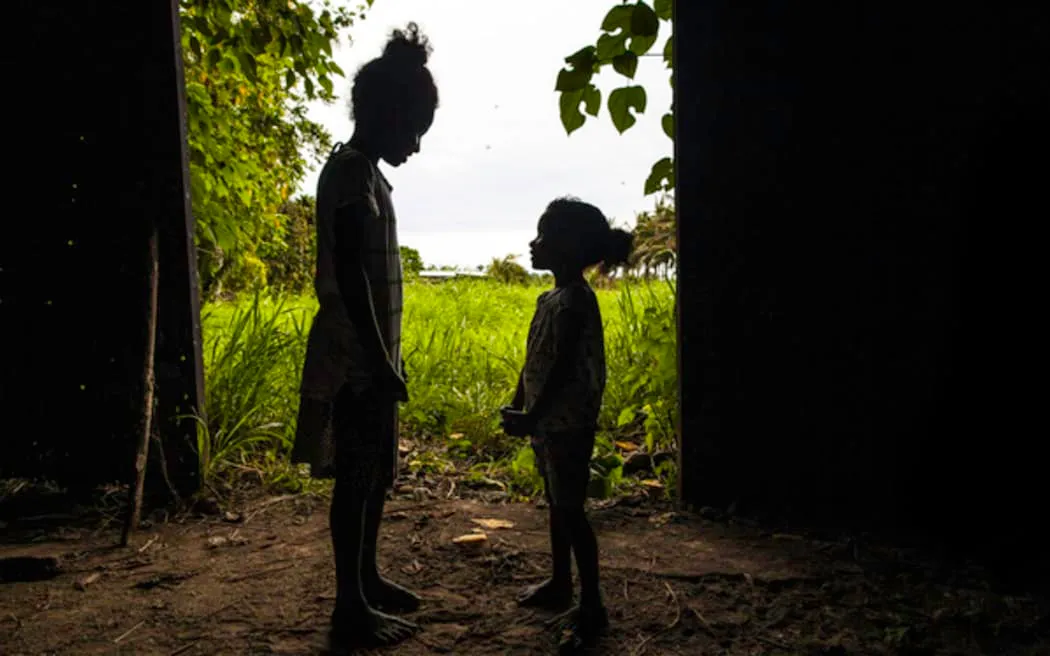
[502,197,633,651]
[291,22,437,652]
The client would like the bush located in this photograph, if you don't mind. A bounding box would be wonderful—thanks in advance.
[257,196,316,295]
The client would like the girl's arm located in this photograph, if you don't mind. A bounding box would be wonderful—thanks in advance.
[333,202,406,400]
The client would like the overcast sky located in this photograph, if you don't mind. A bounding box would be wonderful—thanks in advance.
[300,0,672,269]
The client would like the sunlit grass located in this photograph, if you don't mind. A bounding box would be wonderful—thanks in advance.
[197,279,677,496]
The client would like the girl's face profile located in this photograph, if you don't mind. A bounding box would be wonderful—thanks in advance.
[529,214,566,271]
[380,107,430,167]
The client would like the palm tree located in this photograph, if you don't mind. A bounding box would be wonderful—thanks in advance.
[486,254,530,285]
[631,194,676,279]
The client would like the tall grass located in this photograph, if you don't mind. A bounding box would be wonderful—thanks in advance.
[197,279,677,493]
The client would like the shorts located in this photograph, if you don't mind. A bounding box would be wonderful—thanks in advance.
[292,384,399,491]
[532,429,596,508]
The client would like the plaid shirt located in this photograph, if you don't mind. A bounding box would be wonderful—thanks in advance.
[300,144,403,399]
[523,281,606,434]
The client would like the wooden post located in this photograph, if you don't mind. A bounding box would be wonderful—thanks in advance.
[122,226,160,547]
[147,0,207,501]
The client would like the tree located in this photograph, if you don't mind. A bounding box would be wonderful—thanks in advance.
[487,255,530,285]
[555,1,674,195]
[257,195,317,294]
[400,246,424,276]
[178,0,373,295]
[631,194,676,278]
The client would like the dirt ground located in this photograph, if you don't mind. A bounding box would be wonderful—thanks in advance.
[1,489,1048,656]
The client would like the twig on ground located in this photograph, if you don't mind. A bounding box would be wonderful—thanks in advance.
[137,535,159,553]
[630,632,657,656]
[223,562,296,583]
[386,502,438,515]
[664,582,681,629]
[631,583,683,655]
[113,619,145,644]
[689,606,715,634]
[169,640,198,655]
[244,494,299,523]
[756,634,791,651]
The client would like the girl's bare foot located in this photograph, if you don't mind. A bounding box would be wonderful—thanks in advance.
[327,607,418,653]
[517,578,574,611]
[364,575,421,613]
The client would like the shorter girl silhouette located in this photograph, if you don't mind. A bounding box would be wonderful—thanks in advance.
[502,197,633,652]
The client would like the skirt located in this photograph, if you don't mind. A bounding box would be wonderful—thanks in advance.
[291,384,399,490]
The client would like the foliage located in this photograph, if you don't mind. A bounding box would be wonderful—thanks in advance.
[630,194,676,278]
[179,0,372,296]
[196,293,307,482]
[198,280,677,496]
[486,255,531,285]
[257,195,317,294]
[555,0,674,195]
[608,282,678,458]
[400,246,425,277]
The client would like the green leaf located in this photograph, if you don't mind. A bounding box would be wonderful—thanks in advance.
[628,32,658,56]
[250,26,270,54]
[319,75,333,96]
[654,0,673,21]
[559,90,587,135]
[617,407,635,427]
[662,113,674,139]
[630,2,660,37]
[303,77,314,98]
[285,70,295,89]
[219,52,239,74]
[237,52,258,82]
[612,51,638,78]
[582,84,601,117]
[328,61,345,77]
[644,157,675,195]
[663,35,673,67]
[608,86,647,133]
[596,32,628,61]
[555,67,593,92]
[189,35,202,58]
[601,4,635,32]
[564,45,597,70]
[190,16,212,39]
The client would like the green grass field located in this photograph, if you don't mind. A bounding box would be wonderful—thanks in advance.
[198,279,677,496]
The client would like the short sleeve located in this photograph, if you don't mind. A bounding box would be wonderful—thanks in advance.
[327,150,380,218]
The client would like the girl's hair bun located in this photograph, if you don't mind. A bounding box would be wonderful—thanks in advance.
[383,22,431,68]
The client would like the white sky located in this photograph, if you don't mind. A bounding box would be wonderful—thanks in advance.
[300,0,672,270]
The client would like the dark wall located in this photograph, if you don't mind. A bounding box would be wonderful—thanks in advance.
[676,2,1048,566]
[5,1,204,498]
